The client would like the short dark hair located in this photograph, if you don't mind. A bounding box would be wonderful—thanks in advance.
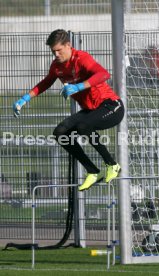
[46,29,70,47]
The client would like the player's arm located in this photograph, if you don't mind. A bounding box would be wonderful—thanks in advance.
[13,66,56,117]
[80,52,111,86]
[61,53,110,99]
[86,62,110,86]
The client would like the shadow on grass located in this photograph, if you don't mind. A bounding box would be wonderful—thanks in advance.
[0,248,107,267]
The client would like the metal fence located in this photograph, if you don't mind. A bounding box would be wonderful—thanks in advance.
[1,1,159,34]
[0,1,158,17]
[0,30,159,247]
[0,32,115,244]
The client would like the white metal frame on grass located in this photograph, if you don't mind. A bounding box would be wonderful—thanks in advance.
[31,183,116,270]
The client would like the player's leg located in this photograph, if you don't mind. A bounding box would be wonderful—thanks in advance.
[53,113,102,173]
[53,99,124,190]
[53,116,104,190]
[76,99,124,183]
[88,131,121,183]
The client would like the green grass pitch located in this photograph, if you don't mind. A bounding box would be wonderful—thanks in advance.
[0,247,159,276]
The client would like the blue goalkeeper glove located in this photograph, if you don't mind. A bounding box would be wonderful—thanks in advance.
[61,83,85,100]
[13,93,31,118]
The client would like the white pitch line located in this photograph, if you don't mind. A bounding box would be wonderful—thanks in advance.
[0,267,159,274]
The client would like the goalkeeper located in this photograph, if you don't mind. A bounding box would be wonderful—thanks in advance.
[13,29,124,191]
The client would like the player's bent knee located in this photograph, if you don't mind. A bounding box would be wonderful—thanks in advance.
[76,122,90,135]
[53,125,68,139]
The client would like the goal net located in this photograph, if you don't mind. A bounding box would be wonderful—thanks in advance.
[125,0,159,260]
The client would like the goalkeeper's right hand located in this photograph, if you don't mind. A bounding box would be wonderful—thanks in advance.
[13,93,31,118]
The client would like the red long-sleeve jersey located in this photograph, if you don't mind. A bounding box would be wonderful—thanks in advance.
[32,48,120,110]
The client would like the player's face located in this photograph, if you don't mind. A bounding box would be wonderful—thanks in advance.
[50,42,72,63]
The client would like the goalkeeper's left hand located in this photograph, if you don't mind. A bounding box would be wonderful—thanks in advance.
[61,83,85,100]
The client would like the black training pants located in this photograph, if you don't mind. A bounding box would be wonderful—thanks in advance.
[53,99,124,173]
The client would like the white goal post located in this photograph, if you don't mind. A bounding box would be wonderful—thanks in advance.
[112,0,159,264]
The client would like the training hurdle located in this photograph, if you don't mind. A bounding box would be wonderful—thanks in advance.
[31,182,117,270]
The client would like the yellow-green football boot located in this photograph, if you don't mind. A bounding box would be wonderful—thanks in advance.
[105,163,121,183]
[78,171,104,191]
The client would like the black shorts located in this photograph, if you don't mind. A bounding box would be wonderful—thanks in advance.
[57,99,124,132]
